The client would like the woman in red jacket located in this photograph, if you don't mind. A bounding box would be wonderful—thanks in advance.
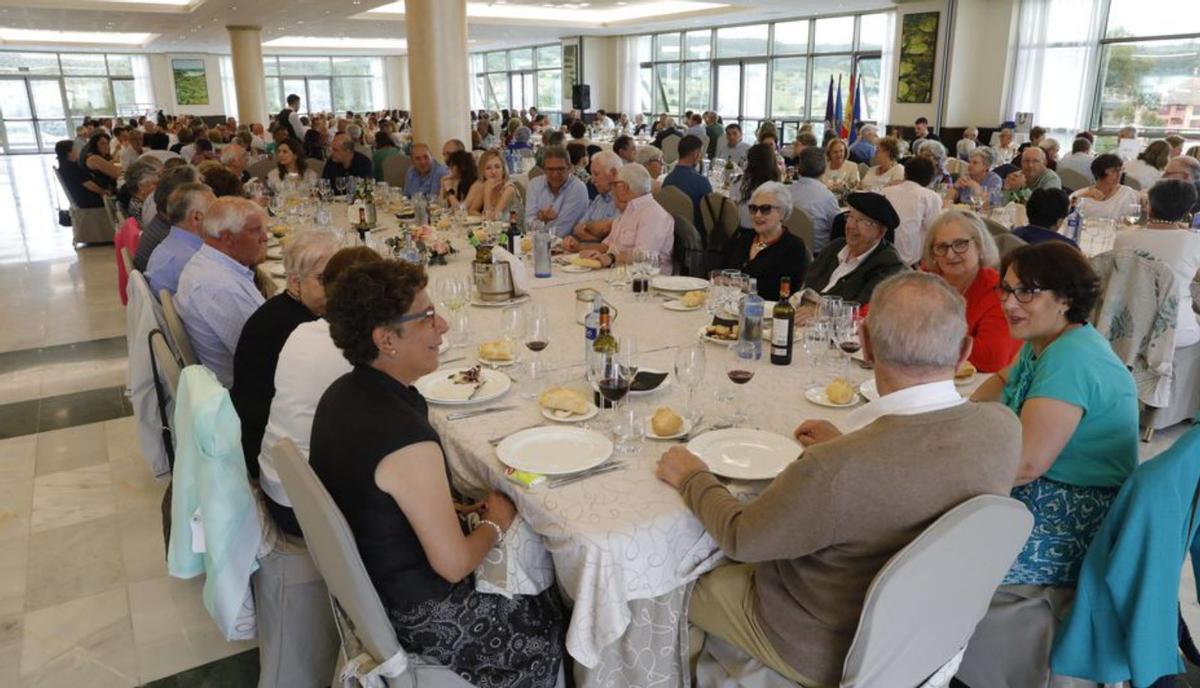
[920,209,1022,372]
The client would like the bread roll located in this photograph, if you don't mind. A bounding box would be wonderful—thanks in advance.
[539,387,589,416]
[955,361,977,380]
[570,256,603,269]
[680,290,707,308]
[478,339,514,361]
[825,378,856,405]
[651,407,683,436]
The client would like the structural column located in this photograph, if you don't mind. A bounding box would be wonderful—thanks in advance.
[404,0,470,150]
[227,25,269,125]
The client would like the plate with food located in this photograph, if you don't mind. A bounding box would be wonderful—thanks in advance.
[954,361,978,386]
[477,339,518,367]
[415,365,511,405]
[538,386,599,423]
[645,407,692,440]
[629,369,670,395]
[699,323,739,345]
[562,256,602,273]
[687,428,801,480]
[664,290,707,311]
[652,275,709,293]
[805,378,861,408]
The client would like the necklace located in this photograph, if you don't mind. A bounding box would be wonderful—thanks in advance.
[752,231,781,255]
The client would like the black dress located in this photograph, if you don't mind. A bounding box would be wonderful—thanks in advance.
[720,228,810,301]
[309,366,565,688]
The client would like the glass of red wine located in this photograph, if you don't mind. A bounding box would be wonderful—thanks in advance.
[521,304,550,400]
[724,340,757,425]
[836,319,862,377]
[592,350,634,432]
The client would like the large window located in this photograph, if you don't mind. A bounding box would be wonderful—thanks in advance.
[261,56,385,115]
[0,51,152,154]
[1010,0,1200,134]
[635,11,891,140]
[472,44,562,117]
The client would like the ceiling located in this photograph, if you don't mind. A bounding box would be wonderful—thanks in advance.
[0,0,895,54]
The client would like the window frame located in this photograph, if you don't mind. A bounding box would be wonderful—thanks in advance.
[470,42,563,118]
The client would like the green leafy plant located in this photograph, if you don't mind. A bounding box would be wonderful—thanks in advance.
[897,12,939,104]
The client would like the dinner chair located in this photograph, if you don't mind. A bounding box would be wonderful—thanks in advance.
[944,158,966,177]
[662,135,682,165]
[103,194,123,229]
[672,215,706,278]
[305,158,325,176]
[701,191,739,273]
[149,329,182,401]
[654,185,694,227]
[271,439,474,688]
[159,288,199,367]
[1058,168,1092,194]
[981,217,1009,237]
[248,158,276,182]
[1140,340,1200,440]
[382,154,411,188]
[1122,174,1142,191]
[528,165,545,180]
[992,232,1026,261]
[784,208,815,261]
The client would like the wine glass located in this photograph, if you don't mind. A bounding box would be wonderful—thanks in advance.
[334,175,349,197]
[836,318,863,377]
[499,306,525,373]
[724,340,758,425]
[589,350,632,431]
[674,342,707,424]
[522,304,549,399]
[1124,202,1142,226]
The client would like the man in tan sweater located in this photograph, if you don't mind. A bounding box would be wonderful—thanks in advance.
[657,272,1022,687]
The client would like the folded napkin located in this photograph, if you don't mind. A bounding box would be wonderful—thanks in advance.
[490,246,531,297]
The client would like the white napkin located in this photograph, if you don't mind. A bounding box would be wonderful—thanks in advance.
[490,246,531,297]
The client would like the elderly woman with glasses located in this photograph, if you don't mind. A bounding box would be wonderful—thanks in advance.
[960,242,1138,686]
[310,260,566,688]
[636,145,665,194]
[952,147,1002,207]
[919,210,1020,372]
[718,181,810,300]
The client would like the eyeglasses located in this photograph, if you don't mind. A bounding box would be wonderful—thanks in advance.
[931,239,973,256]
[543,165,569,173]
[993,283,1047,304]
[747,204,777,215]
[390,306,438,328]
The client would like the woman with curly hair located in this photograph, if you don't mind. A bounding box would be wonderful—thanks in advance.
[309,261,565,688]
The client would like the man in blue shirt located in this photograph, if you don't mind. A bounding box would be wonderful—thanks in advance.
[321,134,374,186]
[146,182,215,296]
[524,146,589,238]
[787,147,842,253]
[663,135,713,231]
[403,143,448,198]
[561,151,622,251]
[848,124,877,165]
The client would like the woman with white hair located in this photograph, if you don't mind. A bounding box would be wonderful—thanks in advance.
[231,231,340,475]
[920,209,1020,372]
[915,139,951,187]
[718,181,810,300]
[636,145,665,194]
[956,126,979,161]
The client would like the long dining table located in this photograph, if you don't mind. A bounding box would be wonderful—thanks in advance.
[265,205,979,687]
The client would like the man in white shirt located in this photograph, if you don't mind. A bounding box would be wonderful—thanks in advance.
[278,93,310,142]
[594,109,615,131]
[249,122,268,152]
[993,128,1018,165]
[881,157,943,265]
[1057,136,1095,187]
[715,123,751,167]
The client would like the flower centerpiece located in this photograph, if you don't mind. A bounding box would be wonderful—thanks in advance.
[386,225,456,266]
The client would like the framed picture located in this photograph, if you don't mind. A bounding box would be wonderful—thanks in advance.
[562,40,579,104]
[896,12,939,104]
[172,58,209,106]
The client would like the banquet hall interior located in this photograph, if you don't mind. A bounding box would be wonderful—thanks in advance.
[2,0,1200,686]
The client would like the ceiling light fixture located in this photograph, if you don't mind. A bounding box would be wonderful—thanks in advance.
[368,1,728,25]
[0,28,157,46]
[263,35,408,51]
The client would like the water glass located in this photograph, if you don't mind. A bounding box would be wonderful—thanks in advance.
[613,405,646,455]
[674,342,707,424]
[449,309,472,349]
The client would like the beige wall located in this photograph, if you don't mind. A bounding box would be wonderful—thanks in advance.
[943,0,1019,127]
[581,36,619,112]
[149,53,228,117]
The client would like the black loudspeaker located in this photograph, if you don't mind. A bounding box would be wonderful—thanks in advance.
[572,84,591,111]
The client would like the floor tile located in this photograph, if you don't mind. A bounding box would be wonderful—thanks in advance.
[117,507,167,584]
[0,614,20,688]
[33,422,108,477]
[128,577,257,683]
[0,399,38,440]
[139,649,259,688]
[0,475,33,540]
[25,514,124,612]
[30,463,115,534]
[0,375,42,406]
[0,535,27,616]
[19,587,137,687]
[36,386,129,434]
[0,434,36,483]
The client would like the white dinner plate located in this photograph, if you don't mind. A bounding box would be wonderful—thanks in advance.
[496,426,613,475]
[540,403,600,423]
[652,275,709,292]
[646,415,693,441]
[804,385,862,408]
[478,355,518,368]
[629,368,671,396]
[470,294,530,308]
[686,428,801,480]
[415,366,511,405]
[561,264,593,273]
[859,379,880,403]
[663,299,703,312]
[697,325,737,346]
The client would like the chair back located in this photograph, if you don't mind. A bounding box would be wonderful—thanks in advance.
[1058,167,1091,193]
[159,288,199,366]
[654,185,694,226]
[528,165,544,180]
[701,192,739,272]
[120,246,134,274]
[840,495,1033,687]
[102,194,123,228]
[382,154,411,188]
[784,208,815,258]
[248,158,276,182]
[149,329,182,400]
[53,166,82,208]
[661,135,682,164]
[992,232,1026,260]
[305,158,325,176]
[944,158,966,177]
[1123,174,1143,191]
[982,217,1009,237]
[269,439,404,670]
[672,215,706,277]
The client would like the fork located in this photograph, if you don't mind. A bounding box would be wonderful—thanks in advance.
[678,422,732,442]
[487,423,546,445]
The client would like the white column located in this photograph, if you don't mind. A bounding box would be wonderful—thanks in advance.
[404,0,470,149]
[227,25,269,125]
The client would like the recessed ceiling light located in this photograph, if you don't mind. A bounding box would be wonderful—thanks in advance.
[264,35,408,51]
[369,1,727,24]
[0,28,157,45]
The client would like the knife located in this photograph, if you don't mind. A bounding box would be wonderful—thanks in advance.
[447,405,516,421]
[548,462,625,488]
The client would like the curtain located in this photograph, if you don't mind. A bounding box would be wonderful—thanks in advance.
[1006,0,1103,131]
[131,54,155,117]
[219,56,239,119]
[615,35,641,116]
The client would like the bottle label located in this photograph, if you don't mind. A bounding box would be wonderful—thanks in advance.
[771,317,791,347]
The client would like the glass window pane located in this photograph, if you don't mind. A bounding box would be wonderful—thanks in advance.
[636,36,652,63]
[856,57,883,122]
[809,55,853,119]
[684,62,710,112]
[487,73,508,108]
[537,46,561,68]
[64,77,114,117]
[773,20,809,54]
[1107,0,1200,38]
[263,57,279,76]
[279,57,331,76]
[1,120,38,153]
[486,51,507,71]
[60,54,107,75]
[858,13,889,51]
[0,52,60,75]
[716,64,740,118]
[38,120,68,150]
[654,62,680,114]
[1099,38,1200,130]
[716,24,768,58]
[282,78,306,109]
[265,77,282,110]
[509,49,533,70]
[742,63,767,119]
[308,79,332,112]
[813,16,855,53]
[0,80,32,119]
[470,53,484,75]
[685,30,711,60]
[30,79,64,119]
[656,32,680,61]
[112,80,136,116]
[106,54,133,76]
[333,77,373,112]
[538,69,561,110]
[771,57,807,117]
[332,57,372,75]
[639,67,653,113]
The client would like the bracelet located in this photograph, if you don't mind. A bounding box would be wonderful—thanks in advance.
[477,518,504,545]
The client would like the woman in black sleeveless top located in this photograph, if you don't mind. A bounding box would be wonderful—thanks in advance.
[310,261,564,688]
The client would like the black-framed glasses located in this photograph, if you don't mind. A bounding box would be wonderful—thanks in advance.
[993,284,1047,304]
[390,307,438,328]
[748,204,777,215]
[543,165,569,173]
[931,239,973,256]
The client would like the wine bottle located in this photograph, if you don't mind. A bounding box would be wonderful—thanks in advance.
[770,277,795,365]
[592,306,617,355]
[507,208,520,256]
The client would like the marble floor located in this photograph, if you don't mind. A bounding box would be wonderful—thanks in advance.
[0,153,1196,686]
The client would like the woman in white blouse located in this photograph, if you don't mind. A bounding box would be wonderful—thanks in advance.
[1122,140,1170,190]
[1113,180,1200,347]
[860,136,905,190]
[1070,153,1141,222]
[821,138,860,191]
[266,139,319,195]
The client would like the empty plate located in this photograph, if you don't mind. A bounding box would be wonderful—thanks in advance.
[686,428,801,480]
[496,426,613,475]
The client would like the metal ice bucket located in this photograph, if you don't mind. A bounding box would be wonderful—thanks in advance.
[473,260,515,302]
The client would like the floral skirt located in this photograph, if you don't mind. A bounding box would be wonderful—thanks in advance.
[1002,476,1119,587]
[387,581,566,688]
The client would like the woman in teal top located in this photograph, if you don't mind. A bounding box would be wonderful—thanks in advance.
[972,242,1139,586]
